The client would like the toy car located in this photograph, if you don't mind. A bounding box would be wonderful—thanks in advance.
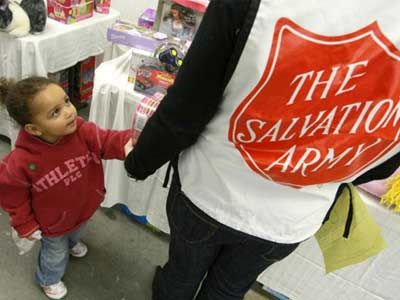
[134,65,175,95]
[136,69,154,91]
[158,47,184,72]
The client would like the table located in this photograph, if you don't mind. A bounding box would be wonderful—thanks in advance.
[89,50,170,233]
[90,52,400,299]
[0,10,120,146]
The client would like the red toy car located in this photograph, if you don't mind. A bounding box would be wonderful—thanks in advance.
[134,65,175,95]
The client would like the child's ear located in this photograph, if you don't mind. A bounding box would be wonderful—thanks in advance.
[24,123,42,137]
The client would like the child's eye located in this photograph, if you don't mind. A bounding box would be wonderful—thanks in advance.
[52,108,60,118]
[65,97,71,105]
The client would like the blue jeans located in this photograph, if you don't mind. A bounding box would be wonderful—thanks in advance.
[152,174,299,300]
[35,225,85,286]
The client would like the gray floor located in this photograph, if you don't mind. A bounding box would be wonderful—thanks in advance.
[0,106,271,300]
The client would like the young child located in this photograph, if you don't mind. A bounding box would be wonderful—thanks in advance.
[0,76,131,299]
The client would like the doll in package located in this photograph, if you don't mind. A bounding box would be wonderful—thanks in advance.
[159,3,198,41]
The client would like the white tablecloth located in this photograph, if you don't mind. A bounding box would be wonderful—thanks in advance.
[0,10,120,146]
[0,9,120,78]
[89,50,170,233]
[0,106,18,145]
[90,52,400,299]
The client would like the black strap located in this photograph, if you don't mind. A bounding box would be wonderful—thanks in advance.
[323,183,354,238]
[343,184,354,238]
[162,162,173,188]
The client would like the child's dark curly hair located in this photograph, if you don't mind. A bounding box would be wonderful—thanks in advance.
[0,76,57,126]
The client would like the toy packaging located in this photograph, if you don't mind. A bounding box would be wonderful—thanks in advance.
[128,41,186,96]
[154,0,209,41]
[129,53,176,97]
[94,0,110,14]
[69,56,96,104]
[107,20,178,53]
[138,8,156,29]
[131,92,165,142]
[48,69,70,93]
[47,0,94,24]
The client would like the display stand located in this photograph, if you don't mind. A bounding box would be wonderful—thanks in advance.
[90,52,400,299]
[89,50,170,233]
[0,9,120,146]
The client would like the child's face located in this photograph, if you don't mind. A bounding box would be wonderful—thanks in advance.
[27,84,78,143]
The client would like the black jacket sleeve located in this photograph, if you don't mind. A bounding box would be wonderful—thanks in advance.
[125,0,250,180]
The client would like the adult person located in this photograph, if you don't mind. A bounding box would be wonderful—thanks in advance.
[125,0,400,299]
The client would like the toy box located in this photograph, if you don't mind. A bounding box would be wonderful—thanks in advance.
[138,8,156,29]
[47,0,94,24]
[154,0,209,41]
[95,0,111,13]
[128,40,185,80]
[108,20,185,53]
[128,40,186,97]
[69,56,96,104]
[129,55,176,97]
[48,69,70,93]
[131,92,165,142]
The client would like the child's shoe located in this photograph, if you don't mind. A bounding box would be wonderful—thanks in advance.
[41,281,67,299]
[69,241,88,258]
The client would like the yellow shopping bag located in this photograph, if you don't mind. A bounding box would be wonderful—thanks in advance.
[315,184,387,273]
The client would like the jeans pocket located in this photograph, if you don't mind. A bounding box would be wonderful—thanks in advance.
[168,190,218,244]
[261,242,299,263]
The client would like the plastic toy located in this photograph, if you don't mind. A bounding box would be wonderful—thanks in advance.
[0,0,46,37]
[157,46,184,72]
[134,65,175,96]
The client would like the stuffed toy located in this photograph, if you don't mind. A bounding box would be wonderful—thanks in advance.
[19,0,46,34]
[0,0,30,37]
[0,0,46,37]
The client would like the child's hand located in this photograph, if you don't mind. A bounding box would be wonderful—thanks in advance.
[27,230,42,241]
[124,139,134,157]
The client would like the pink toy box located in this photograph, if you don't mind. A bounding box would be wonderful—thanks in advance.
[155,0,209,41]
[131,93,165,142]
[47,0,94,24]
[95,0,111,14]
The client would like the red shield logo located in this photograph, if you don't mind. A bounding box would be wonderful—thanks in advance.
[229,18,400,187]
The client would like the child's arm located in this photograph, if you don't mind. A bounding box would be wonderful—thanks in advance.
[80,120,132,160]
[0,157,40,238]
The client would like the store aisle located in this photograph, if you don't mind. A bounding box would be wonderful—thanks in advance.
[0,127,271,300]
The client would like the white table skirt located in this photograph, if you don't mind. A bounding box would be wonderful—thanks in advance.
[89,52,400,299]
[0,106,18,146]
[89,50,170,233]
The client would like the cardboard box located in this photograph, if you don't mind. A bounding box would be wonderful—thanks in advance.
[47,0,94,24]
[154,0,209,41]
[69,56,96,104]
[107,20,173,53]
[48,69,70,93]
[95,0,111,14]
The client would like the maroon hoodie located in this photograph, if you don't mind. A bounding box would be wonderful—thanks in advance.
[0,117,131,237]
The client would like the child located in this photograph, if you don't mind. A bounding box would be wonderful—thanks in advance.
[0,76,131,299]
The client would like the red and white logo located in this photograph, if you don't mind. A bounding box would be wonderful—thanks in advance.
[229,18,400,187]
